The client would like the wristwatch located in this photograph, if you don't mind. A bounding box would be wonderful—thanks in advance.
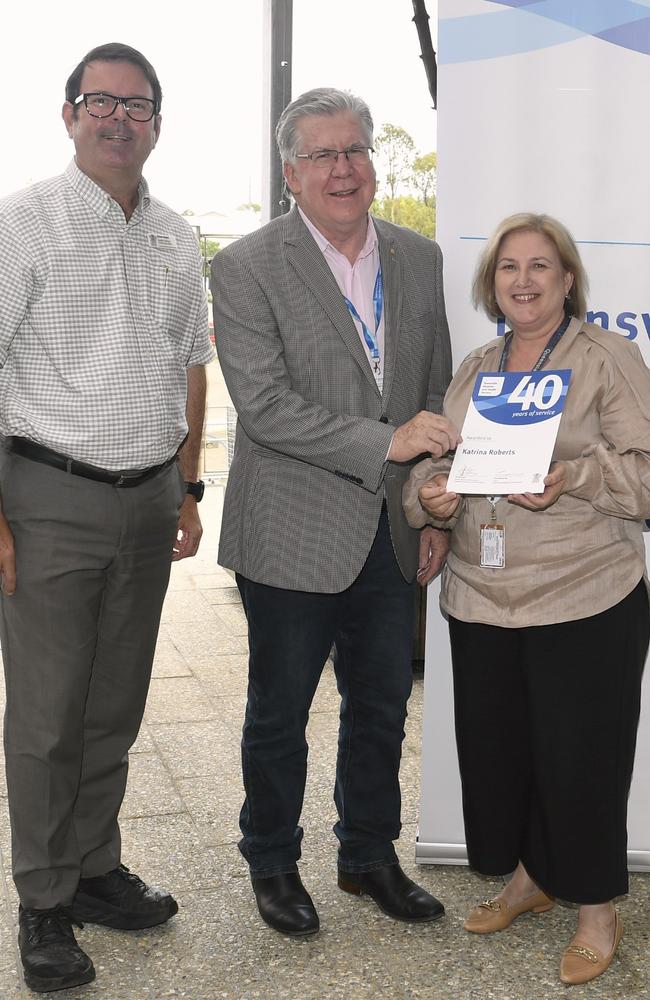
[184,479,205,502]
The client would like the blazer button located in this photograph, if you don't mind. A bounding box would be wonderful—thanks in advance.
[379,415,388,423]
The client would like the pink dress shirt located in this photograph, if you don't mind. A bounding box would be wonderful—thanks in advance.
[298,208,385,393]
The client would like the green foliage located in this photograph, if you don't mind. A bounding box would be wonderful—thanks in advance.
[411,152,437,207]
[374,123,417,203]
[372,195,436,239]
[202,238,221,260]
[200,237,221,278]
[372,122,437,236]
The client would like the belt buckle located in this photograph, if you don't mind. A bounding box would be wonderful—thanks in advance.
[115,474,126,487]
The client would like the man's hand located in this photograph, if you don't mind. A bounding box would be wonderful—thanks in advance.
[418,474,461,521]
[507,462,566,512]
[416,526,450,587]
[388,412,460,463]
[0,511,16,595]
[173,496,203,561]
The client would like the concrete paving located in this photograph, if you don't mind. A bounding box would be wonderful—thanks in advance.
[1,484,649,998]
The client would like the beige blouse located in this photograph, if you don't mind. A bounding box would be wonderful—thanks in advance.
[403,319,650,627]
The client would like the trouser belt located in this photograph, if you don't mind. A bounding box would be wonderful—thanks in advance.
[7,436,176,487]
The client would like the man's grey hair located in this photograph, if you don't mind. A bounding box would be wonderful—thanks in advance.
[276,88,374,163]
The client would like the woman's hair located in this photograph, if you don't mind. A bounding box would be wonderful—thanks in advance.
[471,213,588,321]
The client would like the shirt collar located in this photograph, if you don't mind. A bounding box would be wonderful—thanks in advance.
[64,160,150,222]
[298,207,377,262]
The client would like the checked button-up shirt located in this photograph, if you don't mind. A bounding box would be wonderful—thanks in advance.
[0,160,214,471]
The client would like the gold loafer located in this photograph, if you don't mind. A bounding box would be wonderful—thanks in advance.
[464,889,554,934]
[559,911,623,985]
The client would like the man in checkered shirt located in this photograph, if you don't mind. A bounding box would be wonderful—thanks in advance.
[0,43,213,993]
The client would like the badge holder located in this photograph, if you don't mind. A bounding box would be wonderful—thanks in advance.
[480,496,505,568]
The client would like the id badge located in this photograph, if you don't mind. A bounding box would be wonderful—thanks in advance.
[480,523,505,568]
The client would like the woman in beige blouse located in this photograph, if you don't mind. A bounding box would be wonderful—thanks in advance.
[403,213,650,986]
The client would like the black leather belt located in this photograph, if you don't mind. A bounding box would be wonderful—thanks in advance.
[7,437,175,487]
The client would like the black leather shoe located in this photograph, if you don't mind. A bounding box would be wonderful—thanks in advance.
[70,864,178,930]
[338,863,445,922]
[251,872,319,936]
[19,905,95,993]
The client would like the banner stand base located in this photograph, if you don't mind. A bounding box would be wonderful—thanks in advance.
[415,841,468,866]
[415,840,650,873]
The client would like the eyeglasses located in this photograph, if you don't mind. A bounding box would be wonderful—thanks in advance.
[74,92,157,122]
[295,145,374,169]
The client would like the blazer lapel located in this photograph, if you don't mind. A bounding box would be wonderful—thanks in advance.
[282,208,381,393]
[376,220,403,405]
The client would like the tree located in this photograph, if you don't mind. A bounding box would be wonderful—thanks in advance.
[200,237,221,279]
[371,124,437,237]
[411,152,437,207]
[202,238,221,259]
[374,124,416,219]
[372,195,436,239]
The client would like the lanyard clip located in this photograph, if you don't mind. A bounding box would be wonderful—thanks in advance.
[487,495,499,523]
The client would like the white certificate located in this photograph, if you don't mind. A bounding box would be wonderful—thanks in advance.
[447,369,572,495]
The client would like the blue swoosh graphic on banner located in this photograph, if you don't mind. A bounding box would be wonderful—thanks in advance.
[440,0,650,63]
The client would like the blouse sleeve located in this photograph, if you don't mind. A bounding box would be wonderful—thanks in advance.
[562,339,650,519]
[402,455,458,529]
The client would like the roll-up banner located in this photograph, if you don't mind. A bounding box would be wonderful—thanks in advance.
[417,0,650,869]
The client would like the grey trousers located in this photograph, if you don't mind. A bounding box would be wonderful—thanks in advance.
[0,450,185,908]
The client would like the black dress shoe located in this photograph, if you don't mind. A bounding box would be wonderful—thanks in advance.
[338,863,445,922]
[70,864,178,930]
[251,872,319,936]
[19,905,95,993]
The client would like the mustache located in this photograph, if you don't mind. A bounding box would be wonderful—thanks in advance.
[98,126,133,138]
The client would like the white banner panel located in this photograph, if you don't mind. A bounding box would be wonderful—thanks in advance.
[417,0,650,869]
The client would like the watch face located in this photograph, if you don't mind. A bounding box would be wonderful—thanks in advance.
[186,480,205,501]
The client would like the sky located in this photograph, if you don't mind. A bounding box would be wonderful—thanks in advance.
[0,0,439,214]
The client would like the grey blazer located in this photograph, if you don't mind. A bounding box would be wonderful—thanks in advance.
[210,207,452,593]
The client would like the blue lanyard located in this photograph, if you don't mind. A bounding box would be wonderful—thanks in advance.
[499,314,571,373]
[343,269,383,372]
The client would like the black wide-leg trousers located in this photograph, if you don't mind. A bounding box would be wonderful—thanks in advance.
[449,579,649,904]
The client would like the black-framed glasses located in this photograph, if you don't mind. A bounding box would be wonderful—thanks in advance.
[295,145,374,169]
[74,92,157,122]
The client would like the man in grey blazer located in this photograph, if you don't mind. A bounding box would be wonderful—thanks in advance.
[211,88,458,937]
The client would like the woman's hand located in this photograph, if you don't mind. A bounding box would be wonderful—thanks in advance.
[418,475,460,520]
[507,462,566,511]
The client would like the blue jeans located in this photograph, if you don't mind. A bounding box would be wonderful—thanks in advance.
[236,512,416,877]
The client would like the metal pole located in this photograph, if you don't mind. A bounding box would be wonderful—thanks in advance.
[262,0,293,222]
